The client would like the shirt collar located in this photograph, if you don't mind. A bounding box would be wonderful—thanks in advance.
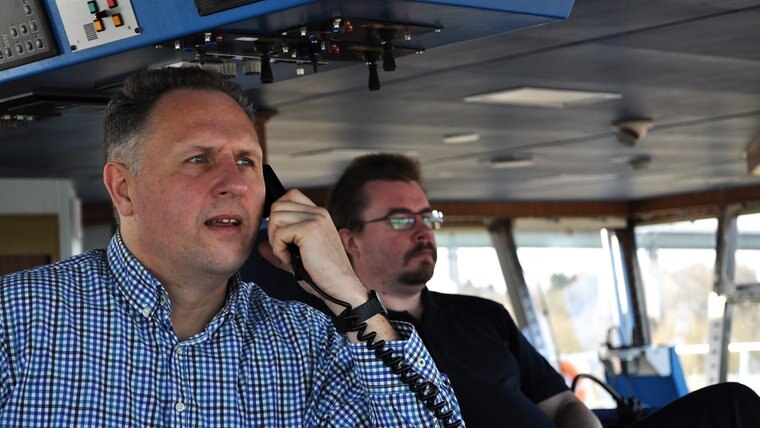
[386,287,440,328]
[420,287,440,313]
[223,272,250,319]
[106,230,250,327]
[107,230,164,318]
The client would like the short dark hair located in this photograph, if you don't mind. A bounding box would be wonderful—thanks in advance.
[328,153,422,231]
[103,66,255,174]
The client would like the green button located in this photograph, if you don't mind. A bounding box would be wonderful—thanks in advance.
[88,1,99,14]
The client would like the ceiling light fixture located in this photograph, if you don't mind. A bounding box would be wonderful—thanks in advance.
[526,173,617,185]
[464,86,621,108]
[483,154,534,169]
[442,132,479,144]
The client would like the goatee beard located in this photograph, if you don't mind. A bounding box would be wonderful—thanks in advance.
[399,267,434,286]
[399,242,437,285]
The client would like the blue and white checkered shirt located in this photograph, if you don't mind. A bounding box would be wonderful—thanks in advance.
[0,232,462,426]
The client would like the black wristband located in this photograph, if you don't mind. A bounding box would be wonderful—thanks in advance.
[334,290,387,333]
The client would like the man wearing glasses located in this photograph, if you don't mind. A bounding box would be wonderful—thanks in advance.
[324,153,760,428]
[327,153,601,428]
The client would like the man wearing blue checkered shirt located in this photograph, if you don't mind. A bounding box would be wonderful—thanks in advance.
[0,67,463,427]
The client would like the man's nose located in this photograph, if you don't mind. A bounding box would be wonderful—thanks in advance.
[411,215,435,240]
[214,157,248,197]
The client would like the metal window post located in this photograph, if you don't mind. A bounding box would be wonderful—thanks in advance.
[707,205,739,384]
[487,219,558,366]
[607,222,651,347]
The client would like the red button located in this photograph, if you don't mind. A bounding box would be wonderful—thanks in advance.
[107,0,118,7]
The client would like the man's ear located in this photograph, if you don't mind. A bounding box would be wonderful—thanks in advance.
[103,162,135,217]
[338,228,360,258]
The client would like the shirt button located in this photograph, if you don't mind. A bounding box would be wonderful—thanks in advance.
[174,346,184,356]
[160,295,170,306]
[415,357,426,368]
[141,307,151,318]
[175,400,185,413]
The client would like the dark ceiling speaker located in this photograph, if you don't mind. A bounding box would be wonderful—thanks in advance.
[613,119,653,147]
[254,41,274,84]
[309,42,321,73]
[379,29,396,72]
[364,52,380,91]
[259,54,273,84]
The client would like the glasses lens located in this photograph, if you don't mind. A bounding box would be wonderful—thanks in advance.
[387,216,416,230]
[422,211,444,229]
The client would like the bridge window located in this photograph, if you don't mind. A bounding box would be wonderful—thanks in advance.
[428,227,513,314]
[729,212,760,393]
[636,218,718,391]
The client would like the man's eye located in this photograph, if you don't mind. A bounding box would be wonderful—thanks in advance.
[236,158,254,167]
[189,156,206,164]
[389,216,414,224]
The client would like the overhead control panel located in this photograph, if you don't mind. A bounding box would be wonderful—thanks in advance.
[194,0,264,17]
[0,0,575,86]
[56,0,140,51]
[0,0,58,71]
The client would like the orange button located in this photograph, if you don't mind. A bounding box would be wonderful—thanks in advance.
[112,13,124,27]
[93,19,105,32]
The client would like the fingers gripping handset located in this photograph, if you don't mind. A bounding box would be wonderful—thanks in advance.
[261,165,462,428]
[262,165,350,309]
[262,164,312,285]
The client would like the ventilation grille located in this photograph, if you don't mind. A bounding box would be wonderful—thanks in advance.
[83,23,97,41]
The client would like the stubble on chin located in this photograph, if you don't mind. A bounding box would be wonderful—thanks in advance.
[398,262,434,287]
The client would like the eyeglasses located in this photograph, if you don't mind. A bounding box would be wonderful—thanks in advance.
[360,209,444,231]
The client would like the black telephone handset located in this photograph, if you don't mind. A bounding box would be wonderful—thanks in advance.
[262,164,312,284]
[261,164,461,428]
[263,164,351,309]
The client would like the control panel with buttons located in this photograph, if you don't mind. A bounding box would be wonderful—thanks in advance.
[0,0,58,71]
[56,0,140,52]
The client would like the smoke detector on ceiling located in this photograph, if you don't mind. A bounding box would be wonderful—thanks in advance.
[613,118,654,146]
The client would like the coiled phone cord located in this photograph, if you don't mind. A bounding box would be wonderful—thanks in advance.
[293,261,463,428]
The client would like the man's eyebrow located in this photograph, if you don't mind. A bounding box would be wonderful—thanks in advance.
[180,144,213,154]
[180,145,262,159]
[385,207,434,216]
[238,149,262,160]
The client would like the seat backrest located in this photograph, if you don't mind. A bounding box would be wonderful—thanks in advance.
[603,345,689,409]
